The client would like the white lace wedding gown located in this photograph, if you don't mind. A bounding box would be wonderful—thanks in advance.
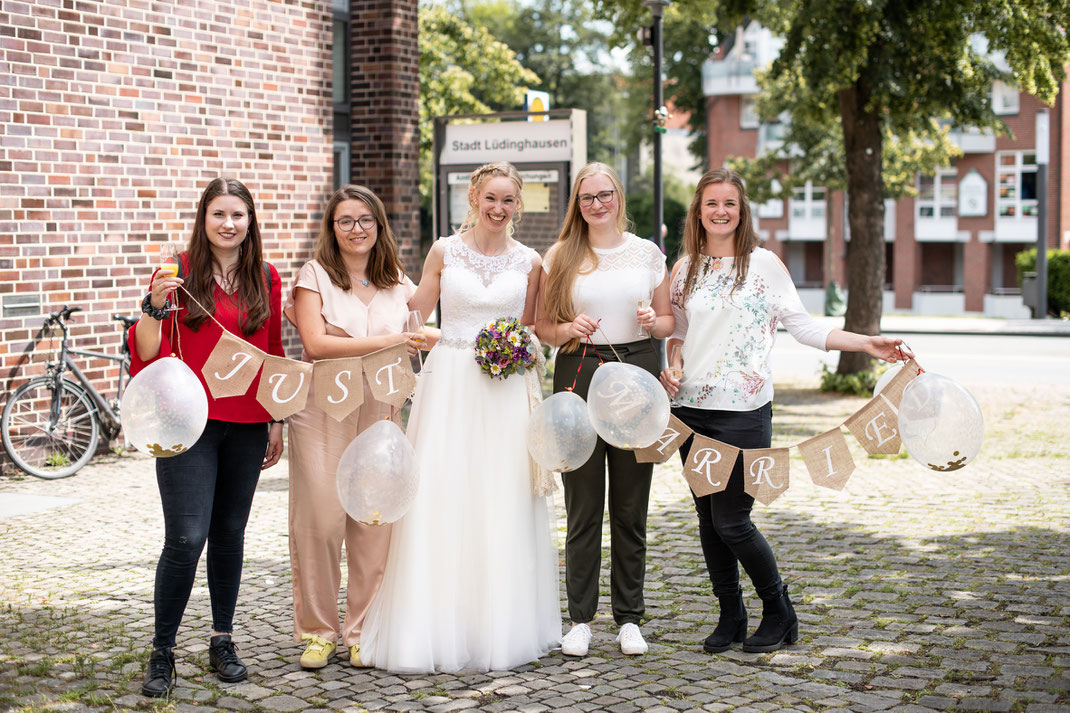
[360,235,561,673]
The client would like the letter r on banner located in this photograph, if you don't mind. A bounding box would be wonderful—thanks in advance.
[681,434,738,497]
[742,448,790,505]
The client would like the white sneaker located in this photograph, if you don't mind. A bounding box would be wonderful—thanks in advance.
[617,623,648,655]
[561,623,592,657]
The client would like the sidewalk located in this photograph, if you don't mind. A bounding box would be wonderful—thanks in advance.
[0,381,1068,713]
[790,314,1070,338]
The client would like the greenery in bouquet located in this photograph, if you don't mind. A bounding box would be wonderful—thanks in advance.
[474,317,536,380]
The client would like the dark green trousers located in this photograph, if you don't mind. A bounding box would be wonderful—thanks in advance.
[553,339,658,626]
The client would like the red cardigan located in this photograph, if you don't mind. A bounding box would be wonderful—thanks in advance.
[129,257,285,423]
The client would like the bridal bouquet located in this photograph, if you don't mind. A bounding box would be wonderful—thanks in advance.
[474,317,537,380]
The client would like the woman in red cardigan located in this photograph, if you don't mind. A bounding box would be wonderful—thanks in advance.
[131,177,284,697]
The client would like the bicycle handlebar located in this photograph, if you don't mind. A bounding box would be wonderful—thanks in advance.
[47,305,82,325]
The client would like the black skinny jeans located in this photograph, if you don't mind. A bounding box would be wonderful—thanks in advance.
[152,419,267,649]
[674,403,783,601]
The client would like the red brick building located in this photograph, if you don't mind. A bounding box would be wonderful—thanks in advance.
[0,0,419,434]
[703,23,1068,318]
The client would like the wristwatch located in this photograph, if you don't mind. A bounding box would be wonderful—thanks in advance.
[141,293,171,321]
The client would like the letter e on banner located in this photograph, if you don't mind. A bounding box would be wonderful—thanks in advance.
[845,396,903,455]
[878,358,921,410]
[312,356,364,421]
[798,428,856,490]
[201,331,265,399]
[634,413,693,463]
[682,434,739,497]
[362,343,416,409]
[742,448,790,505]
[256,355,313,420]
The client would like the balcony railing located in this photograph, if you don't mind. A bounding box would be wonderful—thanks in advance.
[703,57,760,96]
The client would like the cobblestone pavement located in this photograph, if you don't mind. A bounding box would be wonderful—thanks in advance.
[1,380,1068,713]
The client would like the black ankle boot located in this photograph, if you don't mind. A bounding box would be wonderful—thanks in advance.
[209,634,247,683]
[703,588,748,653]
[742,584,798,653]
[141,646,176,698]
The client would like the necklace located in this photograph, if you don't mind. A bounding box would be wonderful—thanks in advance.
[472,234,507,257]
[360,279,370,287]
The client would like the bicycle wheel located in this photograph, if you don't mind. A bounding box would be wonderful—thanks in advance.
[2,376,100,479]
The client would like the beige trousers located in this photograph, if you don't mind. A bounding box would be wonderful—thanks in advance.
[287,378,394,646]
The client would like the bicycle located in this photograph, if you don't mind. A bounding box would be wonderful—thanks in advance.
[1,305,139,479]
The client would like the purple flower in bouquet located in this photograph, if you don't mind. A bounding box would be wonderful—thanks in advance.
[474,317,536,380]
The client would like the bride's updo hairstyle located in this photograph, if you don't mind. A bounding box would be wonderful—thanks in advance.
[456,161,525,237]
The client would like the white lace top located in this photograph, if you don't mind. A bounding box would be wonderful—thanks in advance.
[438,234,538,350]
[543,233,667,345]
[669,247,831,411]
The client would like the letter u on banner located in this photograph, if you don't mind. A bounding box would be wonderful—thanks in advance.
[312,356,364,421]
[256,355,313,420]
[201,331,266,399]
[682,434,739,497]
[798,428,856,490]
[742,448,790,505]
[845,396,902,455]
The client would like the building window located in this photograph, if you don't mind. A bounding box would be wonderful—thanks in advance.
[996,151,1037,219]
[917,168,957,220]
[333,141,350,189]
[755,178,783,218]
[992,81,1019,116]
[787,182,826,240]
[740,96,758,129]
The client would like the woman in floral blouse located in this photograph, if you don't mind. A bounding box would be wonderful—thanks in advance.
[660,168,908,654]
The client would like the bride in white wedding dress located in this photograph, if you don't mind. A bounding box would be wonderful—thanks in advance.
[359,162,561,673]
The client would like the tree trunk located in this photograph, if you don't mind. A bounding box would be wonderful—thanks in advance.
[836,80,885,375]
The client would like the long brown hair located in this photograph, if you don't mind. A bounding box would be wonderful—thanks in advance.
[456,161,524,237]
[314,185,404,291]
[542,162,631,353]
[679,167,758,301]
[182,177,270,335]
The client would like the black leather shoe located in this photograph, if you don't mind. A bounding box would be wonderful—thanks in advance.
[208,634,247,683]
[141,646,176,698]
[703,588,748,653]
[742,584,799,653]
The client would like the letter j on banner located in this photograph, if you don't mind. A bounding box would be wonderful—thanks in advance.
[201,331,265,399]
[256,355,313,420]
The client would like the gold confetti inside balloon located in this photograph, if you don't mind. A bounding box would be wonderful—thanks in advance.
[336,420,418,526]
[897,372,984,472]
[527,390,597,473]
[586,362,670,449]
[121,357,208,458]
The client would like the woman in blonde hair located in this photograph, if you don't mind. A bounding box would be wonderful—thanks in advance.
[661,168,908,654]
[285,185,425,670]
[361,161,561,673]
[536,162,673,658]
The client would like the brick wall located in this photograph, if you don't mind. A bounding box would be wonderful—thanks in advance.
[1,0,335,411]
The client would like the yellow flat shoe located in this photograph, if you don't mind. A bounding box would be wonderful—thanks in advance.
[349,643,372,668]
[299,633,337,669]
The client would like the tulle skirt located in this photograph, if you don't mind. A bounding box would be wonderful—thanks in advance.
[360,344,561,673]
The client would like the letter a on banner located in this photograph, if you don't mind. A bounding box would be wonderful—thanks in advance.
[845,396,902,455]
[798,428,856,490]
[201,331,265,399]
[313,356,364,421]
[256,355,313,420]
[362,343,416,409]
[682,434,739,497]
[742,448,790,505]
[634,413,692,463]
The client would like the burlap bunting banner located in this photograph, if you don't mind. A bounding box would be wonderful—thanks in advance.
[362,343,416,409]
[256,356,314,421]
[876,358,921,410]
[313,356,365,421]
[201,331,266,399]
[681,434,739,497]
[844,395,902,455]
[742,448,790,505]
[634,413,693,464]
[798,428,856,490]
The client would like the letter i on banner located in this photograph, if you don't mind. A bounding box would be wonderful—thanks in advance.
[682,434,739,497]
[201,331,266,398]
[742,448,790,505]
[313,356,364,421]
[362,343,416,409]
[256,355,314,420]
[798,428,856,490]
[844,396,902,455]
[634,413,692,464]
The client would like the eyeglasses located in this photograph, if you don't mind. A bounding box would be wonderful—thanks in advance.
[335,216,377,231]
[578,190,616,208]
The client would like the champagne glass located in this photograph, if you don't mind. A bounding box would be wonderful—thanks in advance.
[156,242,182,313]
[406,309,426,370]
[667,344,683,381]
[636,297,652,337]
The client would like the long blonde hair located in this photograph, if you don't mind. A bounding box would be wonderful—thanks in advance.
[542,162,631,353]
[678,168,758,302]
[456,161,524,237]
[314,184,404,291]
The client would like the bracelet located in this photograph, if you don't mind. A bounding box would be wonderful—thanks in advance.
[269,418,285,425]
[141,293,170,321]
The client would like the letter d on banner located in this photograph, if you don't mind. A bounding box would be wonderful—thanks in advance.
[256,355,313,420]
